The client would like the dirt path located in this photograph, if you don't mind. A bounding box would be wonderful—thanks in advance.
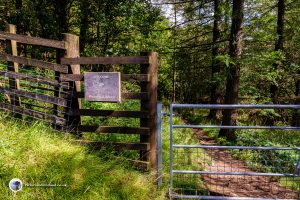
[193,129,299,199]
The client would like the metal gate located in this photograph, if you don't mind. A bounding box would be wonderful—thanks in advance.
[169,104,300,199]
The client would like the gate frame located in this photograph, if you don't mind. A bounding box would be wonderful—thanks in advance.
[169,104,300,200]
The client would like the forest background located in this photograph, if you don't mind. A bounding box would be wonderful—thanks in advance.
[1,0,300,152]
[0,0,300,199]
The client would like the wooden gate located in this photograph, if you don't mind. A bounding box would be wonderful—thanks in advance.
[0,24,158,171]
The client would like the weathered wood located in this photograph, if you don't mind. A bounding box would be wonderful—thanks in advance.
[20,84,57,93]
[73,92,149,100]
[0,87,68,107]
[63,33,81,125]
[0,53,69,73]
[69,126,149,135]
[140,52,158,171]
[77,141,149,151]
[0,102,66,125]
[0,71,69,89]
[59,74,150,82]
[21,101,66,114]
[68,109,149,118]
[61,56,149,65]
[0,31,67,49]
[5,24,21,108]
[122,74,150,82]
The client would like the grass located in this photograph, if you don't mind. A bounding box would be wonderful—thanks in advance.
[0,112,163,200]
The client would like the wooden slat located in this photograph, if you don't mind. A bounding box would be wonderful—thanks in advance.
[69,126,149,135]
[0,53,68,73]
[5,24,21,109]
[59,74,150,82]
[0,87,68,107]
[122,93,149,100]
[68,109,149,118]
[122,74,150,82]
[21,101,65,114]
[61,56,149,65]
[0,102,66,125]
[74,92,149,100]
[0,71,69,89]
[0,31,67,49]
[77,141,149,151]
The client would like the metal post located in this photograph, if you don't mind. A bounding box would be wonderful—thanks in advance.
[157,102,163,186]
[169,104,174,196]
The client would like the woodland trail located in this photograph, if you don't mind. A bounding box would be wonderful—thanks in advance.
[193,129,299,198]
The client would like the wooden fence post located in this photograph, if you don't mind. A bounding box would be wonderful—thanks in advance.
[5,24,21,108]
[140,52,158,172]
[62,33,81,125]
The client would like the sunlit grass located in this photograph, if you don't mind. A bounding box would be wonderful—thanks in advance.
[0,112,162,200]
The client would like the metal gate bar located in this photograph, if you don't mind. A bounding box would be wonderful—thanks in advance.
[169,104,300,199]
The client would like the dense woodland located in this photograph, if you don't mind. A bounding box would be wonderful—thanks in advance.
[0,0,300,140]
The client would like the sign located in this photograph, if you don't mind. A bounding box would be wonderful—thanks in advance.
[85,72,121,102]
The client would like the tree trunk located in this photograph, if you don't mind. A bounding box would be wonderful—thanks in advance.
[79,0,89,52]
[15,0,22,33]
[270,0,285,103]
[209,0,222,120]
[54,0,69,39]
[219,0,244,140]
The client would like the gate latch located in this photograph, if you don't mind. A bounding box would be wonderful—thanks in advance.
[294,157,300,176]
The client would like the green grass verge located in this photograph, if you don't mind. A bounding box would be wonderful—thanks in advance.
[0,106,204,199]
[0,112,166,200]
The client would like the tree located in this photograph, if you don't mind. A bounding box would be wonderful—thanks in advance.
[208,0,222,119]
[219,0,245,140]
[270,0,285,103]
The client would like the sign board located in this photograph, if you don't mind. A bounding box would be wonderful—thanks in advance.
[84,72,121,102]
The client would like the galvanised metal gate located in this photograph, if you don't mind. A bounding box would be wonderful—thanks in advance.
[169,104,300,199]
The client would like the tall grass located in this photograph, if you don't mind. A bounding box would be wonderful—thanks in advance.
[0,112,163,200]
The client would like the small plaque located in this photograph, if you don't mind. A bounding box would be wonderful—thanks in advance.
[85,72,121,102]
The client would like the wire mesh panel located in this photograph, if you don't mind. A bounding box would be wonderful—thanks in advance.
[0,69,75,127]
[169,104,300,199]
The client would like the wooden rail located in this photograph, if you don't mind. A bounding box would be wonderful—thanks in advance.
[68,109,149,118]
[0,31,67,49]
[71,92,149,100]
[61,56,149,65]
[77,141,149,151]
[0,87,69,107]
[0,102,66,125]
[0,53,69,73]
[70,126,149,135]
[0,71,69,89]
[60,74,150,82]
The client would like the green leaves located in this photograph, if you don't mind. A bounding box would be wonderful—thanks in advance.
[215,54,235,68]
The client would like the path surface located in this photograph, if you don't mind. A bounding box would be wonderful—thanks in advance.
[193,129,299,199]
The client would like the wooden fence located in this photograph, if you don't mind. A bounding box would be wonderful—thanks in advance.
[0,24,158,171]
